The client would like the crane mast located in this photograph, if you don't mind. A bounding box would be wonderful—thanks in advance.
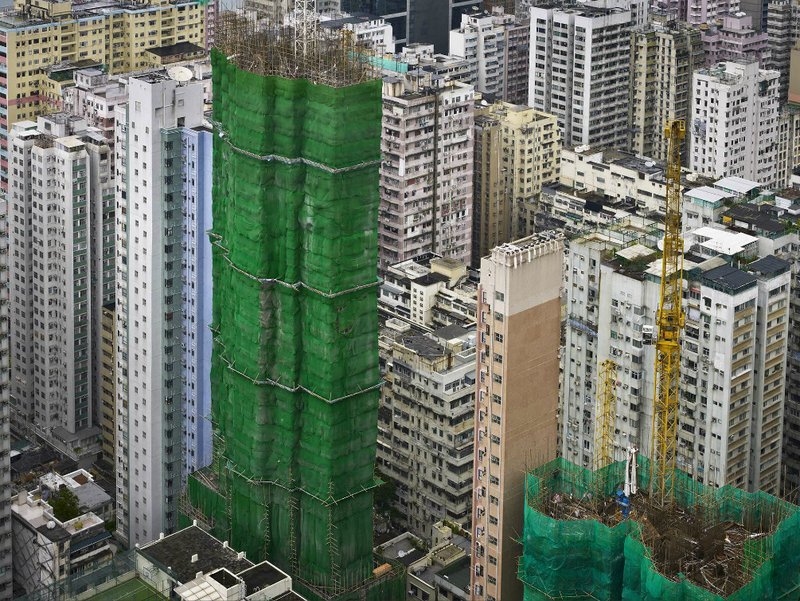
[595,359,618,471]
[650,120,686,505]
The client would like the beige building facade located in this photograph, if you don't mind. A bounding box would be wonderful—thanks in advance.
[473,102,559,266]
[629,24,704,161]
[470,234,562,601]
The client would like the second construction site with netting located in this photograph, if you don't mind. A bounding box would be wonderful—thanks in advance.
[518,456,800,600]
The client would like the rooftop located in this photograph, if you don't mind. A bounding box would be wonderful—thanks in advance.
[747,255,791,278]
[435,555,471,593]
[689,226,758,257]
[684,185,732,205]
[714,175,761,196]
[238,561,289,594]
[377,533,427,567]
[399,335,446,358]
[146,41,205,58]
[701,264,757,293]
[723,203,789,236]
[138,525,253,584]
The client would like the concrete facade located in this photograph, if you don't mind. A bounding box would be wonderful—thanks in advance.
[380,73,474,269]
[377,321,476,541]
[449,7,530,104]
[766,0,800,102]
[690,61,780,187]
[687,0,740,25]
[529,2,639,149]
[0,0,208,190]
[560,212,792,494]
[114,71,210,546]
[701,12,769,67]
[9,116,112,461]
[473,102,560,265]
[629,24,704,162]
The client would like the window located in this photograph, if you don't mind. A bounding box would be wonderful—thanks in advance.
[495,291,504,301]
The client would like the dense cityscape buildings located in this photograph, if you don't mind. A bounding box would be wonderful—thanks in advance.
[2,0,800,599]
[629,23,704,161]
[473,102,560,262]
[0,0,209,190]
[9,115,112,460]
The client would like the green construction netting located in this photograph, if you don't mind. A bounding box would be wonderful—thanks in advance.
[519,457,800,601]
[184,51,404,601]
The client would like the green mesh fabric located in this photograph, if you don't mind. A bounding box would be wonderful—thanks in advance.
[519,457,800,601]
[184,51,404,601]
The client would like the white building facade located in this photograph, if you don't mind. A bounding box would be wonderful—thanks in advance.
[114,71,211,546]
[690,61,780,187]
[9,116,113,459]
[529,2,640,149]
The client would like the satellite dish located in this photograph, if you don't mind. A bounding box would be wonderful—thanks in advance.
[167,66,193,83]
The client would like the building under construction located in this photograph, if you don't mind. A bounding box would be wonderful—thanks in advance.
[518,456,800,600]
[183,12,404,601]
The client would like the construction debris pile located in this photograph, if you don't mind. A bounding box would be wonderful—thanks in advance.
[518,457,800,601]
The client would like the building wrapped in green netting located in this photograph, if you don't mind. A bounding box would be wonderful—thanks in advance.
[519,457,800,601]
[182,19,404,600]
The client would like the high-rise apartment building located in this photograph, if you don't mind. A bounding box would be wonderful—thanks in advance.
[63,70,130,147]
[701,13,769,67]
[380,73,474,269]
[470,233,562,601]
[560,210,791,494]
[449,7,530,104]
[690,61,780,187]
[377,320,476,541]
[114,71,211,546]
[745,256,791,494]
[710,197,800,497]
[99,305,116,469]
[782,237,800,499]
[473,102,560,265]
[740,0,768,31]
[766,0,800,102]
[341,0,481,51]
[0,186,11,601]
[0,0,207,190]
[629,24,704,161]
[380,254,478,329]
[776,105,800,189]
[529,1,639,149]
[687,0,740,25]
[377,255,477,542]
[9,115,113,460]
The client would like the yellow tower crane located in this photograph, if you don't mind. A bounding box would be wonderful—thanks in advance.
[650,120,686,504]
[595,359,618,471]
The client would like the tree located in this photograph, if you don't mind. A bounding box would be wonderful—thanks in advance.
[49,486,81,522]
